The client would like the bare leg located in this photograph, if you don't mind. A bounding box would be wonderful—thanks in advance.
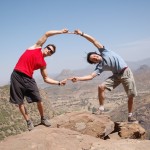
[127,96,137,122]
[37,101,44,118]
[37,101,51,126]
[128,96,133,113]
[19,104,30,121]
[98,84,106,106]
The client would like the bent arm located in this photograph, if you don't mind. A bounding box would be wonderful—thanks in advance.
[74,29,103,49]
[40,67,60,85]
[29,28,68,49]
[40,66,67,86]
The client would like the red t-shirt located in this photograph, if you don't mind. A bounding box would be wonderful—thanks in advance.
[14,48,46,78]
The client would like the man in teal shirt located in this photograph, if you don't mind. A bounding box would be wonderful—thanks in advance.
[70,29,137,122]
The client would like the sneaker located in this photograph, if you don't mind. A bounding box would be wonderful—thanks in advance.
[27,120,34,131]
[92,109,104,115]
[41,118,51,127]
[128,116,138,123]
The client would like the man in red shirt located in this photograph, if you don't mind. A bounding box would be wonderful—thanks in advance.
[10,28,68,131]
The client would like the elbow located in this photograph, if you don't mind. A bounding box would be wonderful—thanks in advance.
[90,74,96,80]
[90,37,97,44]
[43,79,47,83]
[89,75,95,80]
[91,76,95,80]
[45,32,49,38]
[43,76,48,83]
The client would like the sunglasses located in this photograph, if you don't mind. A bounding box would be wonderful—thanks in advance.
[47,46,55,54]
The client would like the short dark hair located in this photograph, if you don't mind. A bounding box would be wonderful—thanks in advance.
[87,51,100,64]
[45,44,56,53]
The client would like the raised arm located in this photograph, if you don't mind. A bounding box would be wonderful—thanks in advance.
[29,28,69,49]
[40,66,67,86]
[74,29,103,49]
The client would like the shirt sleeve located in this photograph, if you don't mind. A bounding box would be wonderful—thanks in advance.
[93,64,103,75]
[98,46,105,53]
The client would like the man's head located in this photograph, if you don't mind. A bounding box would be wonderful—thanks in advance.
[87,52,102,64]
[43,44,56,57]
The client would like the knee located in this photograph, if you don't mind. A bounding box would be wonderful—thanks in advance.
[128,95,134,101]
[98,84,105,92]
[18,104,24,109]
[37,101,43,106]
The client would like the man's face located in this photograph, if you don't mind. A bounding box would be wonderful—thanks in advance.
[89,54,101,64]
[44,46,55,56]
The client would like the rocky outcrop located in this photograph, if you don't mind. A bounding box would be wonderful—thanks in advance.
[0,125,149,150]
[0,111,149,150]
[51,111,146,140]
[51,111,114,138]
[114,122,146,139]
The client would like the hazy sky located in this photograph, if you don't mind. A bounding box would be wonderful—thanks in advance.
[0,0,150,85]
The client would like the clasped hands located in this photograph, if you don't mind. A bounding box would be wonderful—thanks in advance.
[58,29,83,86]
[61,29,83,35]
[58,77,79,86]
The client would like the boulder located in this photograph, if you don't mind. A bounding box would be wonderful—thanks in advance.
[114,122,146,139]
[51,111,114,138]
[0,126,150,150]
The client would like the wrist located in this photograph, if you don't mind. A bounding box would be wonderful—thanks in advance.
[58,81,61,86]
[80,32,84,36]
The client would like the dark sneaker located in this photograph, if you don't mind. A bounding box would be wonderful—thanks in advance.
[41,118,51,127]
[27,120,34,131]
[128,116,138,123]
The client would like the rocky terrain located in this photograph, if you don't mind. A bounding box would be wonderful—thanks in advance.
[0,85,54,141]
[42,64,150,139]
[0,111,149,150]
[0,61,150,149]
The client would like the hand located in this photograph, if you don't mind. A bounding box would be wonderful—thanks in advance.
[59,79,67,86]
[61,28,69,33]
[74,29,82,35]
[68,77,78,83]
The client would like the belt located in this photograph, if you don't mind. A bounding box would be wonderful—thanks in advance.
[119,67,128,74]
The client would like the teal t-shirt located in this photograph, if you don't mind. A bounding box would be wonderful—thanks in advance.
[94,47,127,75]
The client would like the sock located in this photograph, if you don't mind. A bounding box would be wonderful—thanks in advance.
[128,113,132,117]
[99,105,104,111]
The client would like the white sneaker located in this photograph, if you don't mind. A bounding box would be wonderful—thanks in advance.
[128,116,138,123]
[93,109,104,115]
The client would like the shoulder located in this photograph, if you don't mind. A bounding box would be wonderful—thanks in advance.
[28,44,42,50]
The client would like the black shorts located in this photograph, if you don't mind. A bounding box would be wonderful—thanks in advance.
[10,70,42,105]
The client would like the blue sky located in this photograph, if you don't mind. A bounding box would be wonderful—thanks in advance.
[0,0,150,85]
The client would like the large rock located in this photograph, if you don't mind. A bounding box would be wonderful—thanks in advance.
[115,122,146,139]
[51,111,114,138]
[0,126,150,150]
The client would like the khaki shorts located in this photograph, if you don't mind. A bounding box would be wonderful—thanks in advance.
[103,68,137,97]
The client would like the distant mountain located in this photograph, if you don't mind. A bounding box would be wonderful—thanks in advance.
[37,58,150,88]
[127,58,150,70]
